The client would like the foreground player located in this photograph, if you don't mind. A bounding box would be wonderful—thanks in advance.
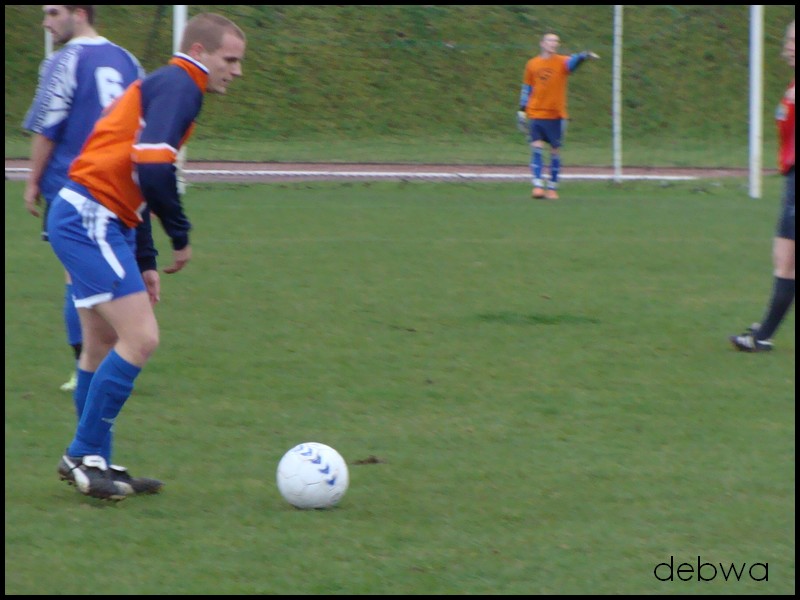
[48,13,247,500]
[23,5,143,392]
[729,20,795,352]
[516,32,599,200]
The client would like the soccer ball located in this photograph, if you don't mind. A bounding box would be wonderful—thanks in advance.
[276,442,349,509]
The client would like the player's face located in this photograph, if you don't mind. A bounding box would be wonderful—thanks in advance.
[781,22,794,68]
[42,5,75,45]
[541,34,561,55]
[199,32,246,95]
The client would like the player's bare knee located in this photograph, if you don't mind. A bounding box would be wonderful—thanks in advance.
[138,331,160,361]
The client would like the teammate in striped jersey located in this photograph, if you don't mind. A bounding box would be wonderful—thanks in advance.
[22,5,144,392]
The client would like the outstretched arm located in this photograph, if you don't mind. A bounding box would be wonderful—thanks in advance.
[567,51,600,73]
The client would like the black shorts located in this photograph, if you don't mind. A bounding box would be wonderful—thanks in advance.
[776,167,795,241]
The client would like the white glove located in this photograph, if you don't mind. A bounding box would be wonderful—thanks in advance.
[516,110,528,134]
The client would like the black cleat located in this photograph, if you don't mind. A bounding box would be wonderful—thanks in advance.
[109,464,164,495]
[58,454,127,501]
[729,331,774,353]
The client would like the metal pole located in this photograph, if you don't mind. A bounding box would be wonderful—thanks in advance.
[173,5,188,53]
[748,5,764,199]
[612,6,623,184]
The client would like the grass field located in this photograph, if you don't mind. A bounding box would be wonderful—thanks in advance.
[4,178,795,594]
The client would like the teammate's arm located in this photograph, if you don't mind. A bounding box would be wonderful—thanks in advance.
[23,134,56,217]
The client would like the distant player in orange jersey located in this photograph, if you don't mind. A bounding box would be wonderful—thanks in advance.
[729,20,795,353]
[47,13,247,501]
[516,32,599,200]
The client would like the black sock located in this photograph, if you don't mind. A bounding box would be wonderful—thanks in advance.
[757,277,795,340]
[71,343,82,361]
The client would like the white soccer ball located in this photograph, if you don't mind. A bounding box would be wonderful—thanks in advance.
[276,442,349,509]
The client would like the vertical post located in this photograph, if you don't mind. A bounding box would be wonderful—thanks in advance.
[612,6,623,183]
[173,5,188,53]
[174,6,189,192]
[749,5,764,199]
[45,29,53,57]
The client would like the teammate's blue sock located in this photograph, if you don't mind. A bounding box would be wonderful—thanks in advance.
[72,369,113,460]
[549,155,561,187]
[68,350,140,462]
[532,147,544,183]
[64,284,82,348]
[73,369,93,419]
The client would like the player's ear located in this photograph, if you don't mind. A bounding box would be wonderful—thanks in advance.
[73,7,89,24]
[186,41,207,61]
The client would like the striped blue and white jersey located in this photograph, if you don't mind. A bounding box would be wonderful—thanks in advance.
[22,36,144,203]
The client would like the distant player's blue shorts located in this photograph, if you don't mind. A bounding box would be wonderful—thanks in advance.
[777,167,795,241]
[529,118,567,149]
[47,186,146,309]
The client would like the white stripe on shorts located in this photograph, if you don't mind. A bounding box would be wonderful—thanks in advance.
[59,188,127,280]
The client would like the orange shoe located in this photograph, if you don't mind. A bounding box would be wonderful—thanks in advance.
[532,187,545,199]
[544,189,559,200]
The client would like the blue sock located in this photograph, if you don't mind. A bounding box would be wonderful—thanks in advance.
[72,369,113,459]
[550,155,561,187]
[64,284,82,348]
[73,369,93,419]
[532,147,543,183]
[68,350,140,462]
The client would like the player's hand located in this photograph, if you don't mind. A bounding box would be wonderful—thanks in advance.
[516,110,528,134]
[142,269,161,305]
[163,245,192,274]
[23,182,42,217]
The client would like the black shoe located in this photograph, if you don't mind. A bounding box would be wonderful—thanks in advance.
[729,331,773,353]
[58,454,127,501]
[109,464,164,495]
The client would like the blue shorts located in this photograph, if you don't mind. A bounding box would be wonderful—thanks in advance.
[47,187,145,309]
[529,119,567,148]
[776,167,795,241]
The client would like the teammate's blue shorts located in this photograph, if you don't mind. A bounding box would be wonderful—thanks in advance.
[777,167,795,241]
[47,185,146,309]
[529,118,567,148]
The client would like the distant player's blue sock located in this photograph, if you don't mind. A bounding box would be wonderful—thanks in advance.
[549,155,561,187]
[68,350,140,462]
[64,284,82,348]
[72,368,113,459]
[532,147,544,183]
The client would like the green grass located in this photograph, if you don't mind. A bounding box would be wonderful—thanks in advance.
[5,5,796,166]
[4,178,795,594]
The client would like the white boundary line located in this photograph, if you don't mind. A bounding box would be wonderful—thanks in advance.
[4,167,698,181]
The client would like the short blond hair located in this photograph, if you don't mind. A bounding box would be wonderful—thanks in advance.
[179,13,245,54]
